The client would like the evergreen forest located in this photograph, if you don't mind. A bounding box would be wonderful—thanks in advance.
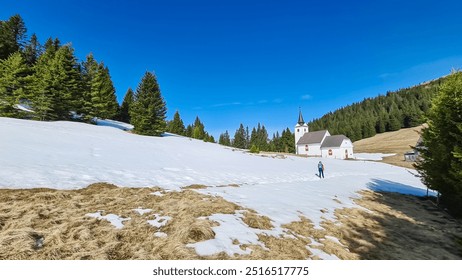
[0,14,168,137]
[308,78,445,142]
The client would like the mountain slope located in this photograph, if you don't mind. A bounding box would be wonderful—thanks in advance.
[354,125,424,168]
[308,77,444,142]
[1,117,448,260]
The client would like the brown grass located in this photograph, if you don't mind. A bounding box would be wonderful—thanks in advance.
[353,125,425,168]
[181,184,208,190]
[242,211,273,230]
[320,190,462,259]
[1,183,461,260]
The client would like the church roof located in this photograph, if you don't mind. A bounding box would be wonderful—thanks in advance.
[297,109,305,125]
[320,135,350,148]
[297,130,328,145]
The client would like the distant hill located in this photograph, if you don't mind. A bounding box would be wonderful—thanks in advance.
[353,125,424,169]
[309,77,446,142]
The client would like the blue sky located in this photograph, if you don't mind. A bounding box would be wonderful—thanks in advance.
[2,0,462,138]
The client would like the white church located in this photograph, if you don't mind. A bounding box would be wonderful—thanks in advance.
[295,110,354,159]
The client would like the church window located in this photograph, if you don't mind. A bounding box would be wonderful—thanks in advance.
[297,129,299,132]
[305,145,308,151]
[328,149,333,156]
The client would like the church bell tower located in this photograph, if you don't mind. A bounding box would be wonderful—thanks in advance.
[294,108,309,154]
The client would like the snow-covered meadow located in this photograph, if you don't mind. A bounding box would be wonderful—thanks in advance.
[0,117,434,259]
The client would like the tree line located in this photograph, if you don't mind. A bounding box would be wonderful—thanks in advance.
[218,123,295,154]
[308,78,445,142]
[0,14,169,136]
[0,15,118,122]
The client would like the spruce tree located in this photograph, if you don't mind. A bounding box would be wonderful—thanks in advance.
[81,53,99,119]
[415,71,462,216]
[0,15,27,60]
[23,33,42,66]
[192,116,205,139]
[167,110,186,135]
[130,71,167,136]
[118,88,134,123]
[30,42,59,120]
[89,63,118,119]
[281,128,295,153]
[232,124,246,149]
[53,45,83,118]
[0,52,32,118]
[81,55,118,120]
[219,130,231,146]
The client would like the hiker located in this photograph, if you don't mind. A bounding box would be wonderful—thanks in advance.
[318,161,324,178]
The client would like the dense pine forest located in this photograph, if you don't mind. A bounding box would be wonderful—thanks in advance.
[0,14,204,138]
[0,15,119,122]
[308,78,445,142]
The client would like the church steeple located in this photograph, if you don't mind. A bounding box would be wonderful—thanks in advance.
[297,107,305,125]
[294,108,309,154]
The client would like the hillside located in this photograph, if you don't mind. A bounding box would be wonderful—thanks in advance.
[1,117,461,260]
[309,77,444,142]
[354,125,424,169]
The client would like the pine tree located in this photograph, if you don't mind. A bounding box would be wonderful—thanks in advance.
[192,116,205,139]
[232,124,247,149]
[81,54,118,120]
[0,52,32,117]
[30,41,59,120]
[185,124,193,137]
[118,88,134,123]
[415,71,462,216]
[281,128,295,153]
[23,33,42,66]
[81,53,99,119]
[53,45,83,118]
[219,130,231,146]
[167,110,186,135]
[130,71,167,136]
[30,43,82,120]
[89,63,118,119]
[0,15,27,60]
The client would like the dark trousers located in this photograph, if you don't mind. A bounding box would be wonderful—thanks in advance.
[319,168,324,178]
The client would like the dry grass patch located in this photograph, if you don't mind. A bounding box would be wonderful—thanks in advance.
[320,190,462,259]
[0,183,241,260]
[181,184,208,190]
[2,183,461,260]
[242,211,273,230]
[354,125,424,169]
[217,184,240,188]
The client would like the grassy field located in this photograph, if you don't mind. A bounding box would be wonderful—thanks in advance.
[353,125,425,169]
[1,183,461,260]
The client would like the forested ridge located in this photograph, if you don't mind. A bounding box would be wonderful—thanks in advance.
[308,77,446,142]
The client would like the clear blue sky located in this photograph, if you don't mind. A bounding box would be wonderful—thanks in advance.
[2,0,462,138]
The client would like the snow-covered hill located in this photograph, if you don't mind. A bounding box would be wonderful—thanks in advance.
[0,117,434,258]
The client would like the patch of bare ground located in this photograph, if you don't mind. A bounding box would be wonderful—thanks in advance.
[353,125,424,169]
[321,190,462,259]
[0,183,314,260]
[1,183,461,260]
[0,183,241,260]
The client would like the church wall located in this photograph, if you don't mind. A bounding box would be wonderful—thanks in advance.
[296,144,322,156]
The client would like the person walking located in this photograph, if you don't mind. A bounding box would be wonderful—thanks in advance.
[318,161,324,178]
